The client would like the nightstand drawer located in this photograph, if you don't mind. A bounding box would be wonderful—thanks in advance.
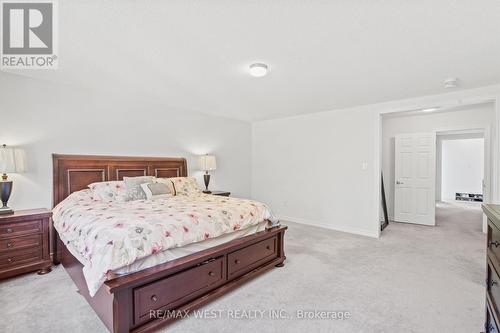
[0,247,42,269]
[0,220,42,239]
[0,234,42,252]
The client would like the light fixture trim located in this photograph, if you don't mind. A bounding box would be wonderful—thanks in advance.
[443,78,459,89]
[249,63,268,77]
[422,107,439,112]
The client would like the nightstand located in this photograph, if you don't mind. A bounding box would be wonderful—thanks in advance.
[210,191,231,197]
[0,209,52,279]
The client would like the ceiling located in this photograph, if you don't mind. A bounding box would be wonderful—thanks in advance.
[5,0,500,121]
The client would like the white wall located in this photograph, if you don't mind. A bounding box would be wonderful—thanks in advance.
[252,108,380,237]
[382,106,494,218]
[0,73,252,210]
[441,138,484,201]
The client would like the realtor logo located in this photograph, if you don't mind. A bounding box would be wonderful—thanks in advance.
[1,0,58,69]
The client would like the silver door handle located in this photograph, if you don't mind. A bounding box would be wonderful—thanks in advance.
[396,181,404,185]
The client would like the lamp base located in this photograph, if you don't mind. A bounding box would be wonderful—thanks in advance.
[1,180,13,215]
[0,206,13,215]
[203,173,211,193]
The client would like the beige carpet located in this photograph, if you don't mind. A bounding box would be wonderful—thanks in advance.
[0,201,485,333]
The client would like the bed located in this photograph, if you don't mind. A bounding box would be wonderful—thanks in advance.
[52,154,287,333]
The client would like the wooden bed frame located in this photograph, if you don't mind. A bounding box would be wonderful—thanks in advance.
[52,154,287,333]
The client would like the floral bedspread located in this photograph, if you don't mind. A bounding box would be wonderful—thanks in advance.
[52,190,279,296]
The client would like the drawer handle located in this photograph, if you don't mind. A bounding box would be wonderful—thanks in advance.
[6,228,13,233]
[199,258,216,266]
[208,271,215,277]
[7,258,13,263]
[490,240,500,248]
[266,245,271,250]
[491,280,498,288]
[7,242,12,248]
[234,259,240,264]
[151,295,158,303]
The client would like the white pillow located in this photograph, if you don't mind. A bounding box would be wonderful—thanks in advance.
[169,177,201,196]
[140,182,173,200]
[88,181,128,202]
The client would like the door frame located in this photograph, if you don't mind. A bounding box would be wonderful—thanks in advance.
[375,96,499,237]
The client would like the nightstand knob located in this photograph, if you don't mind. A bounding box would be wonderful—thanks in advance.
[7,258,12,263]
[266,245,271,250]
[7,242,12,248]
[151,295,158,303]
[6,228,12,233]
[208,271,215,277]
[234,259,240,264]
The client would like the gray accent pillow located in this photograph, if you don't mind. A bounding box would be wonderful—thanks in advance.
[140,182,173,200]
[123,176,155,201]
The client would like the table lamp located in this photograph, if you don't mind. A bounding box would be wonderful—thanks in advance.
[199,154,217,194]
[0,144,27,214]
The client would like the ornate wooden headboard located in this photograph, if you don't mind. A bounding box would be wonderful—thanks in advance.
[52,154,187,206]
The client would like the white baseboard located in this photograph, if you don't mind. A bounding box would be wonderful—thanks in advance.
[278,215,379,238]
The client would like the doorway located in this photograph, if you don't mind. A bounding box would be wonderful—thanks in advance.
[380,104,493,232]
[436,131,486,231]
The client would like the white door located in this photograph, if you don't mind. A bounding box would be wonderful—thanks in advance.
[394,132,436,226]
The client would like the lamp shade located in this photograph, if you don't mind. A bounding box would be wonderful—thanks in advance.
[199,154,217,171]
[0,145,27,174]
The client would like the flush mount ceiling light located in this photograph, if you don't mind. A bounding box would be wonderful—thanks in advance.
[443,78,459,89]
[249,63,268,77]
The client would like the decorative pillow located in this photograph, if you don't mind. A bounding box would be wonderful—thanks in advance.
[140,182,173,200]
[169,177,201,196]
[88,181,128,202]
[155,178,176,195]
[123,176,155,201]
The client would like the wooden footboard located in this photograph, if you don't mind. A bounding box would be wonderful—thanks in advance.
[59,225,287,333]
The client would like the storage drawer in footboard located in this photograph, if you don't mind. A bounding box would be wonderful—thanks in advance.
[133,256,226,325]
[227,235,278,280]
